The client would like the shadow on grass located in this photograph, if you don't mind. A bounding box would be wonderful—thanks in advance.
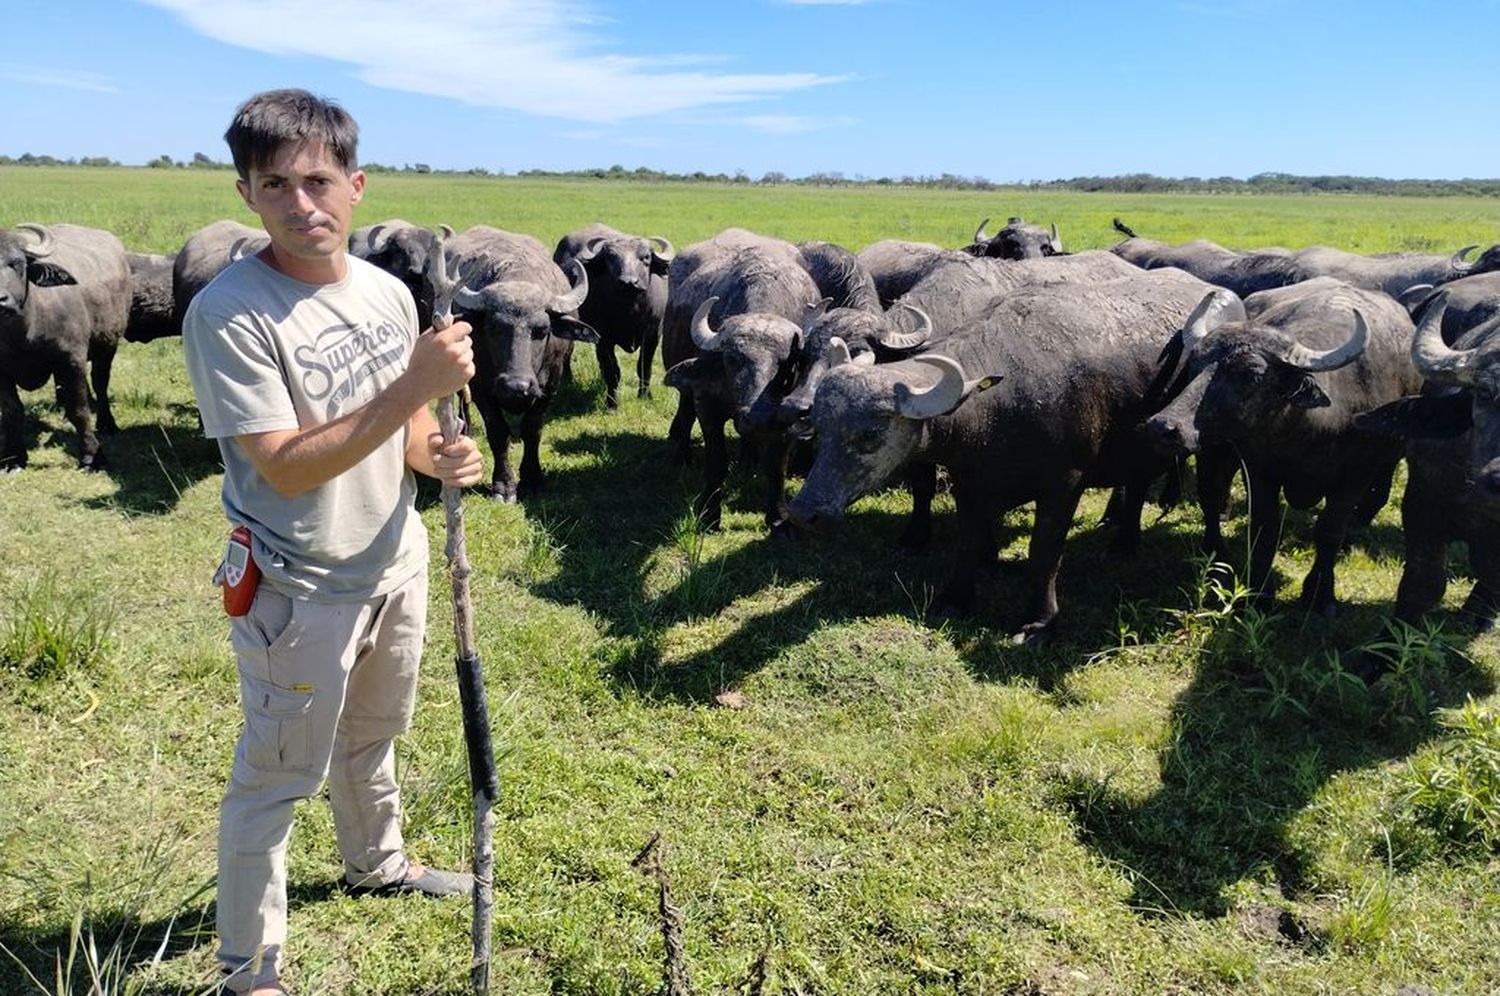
[0,880,349,996]
[1056,606,1495,921]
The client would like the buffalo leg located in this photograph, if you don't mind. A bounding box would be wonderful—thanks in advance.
[898,461,937,553]
[1195,447,1239,568]
[757,431,791,529]
[1461,541,1500,629]
[89,340,119,434]
[696,402,729,532]
[473,397,517,502]
[1350,453,1398,530]
[1298,486,1360,618]
[55,359,103,471]
[931,476,1002,620]
[515,404,548,501]
[1244,472,1283,608]
[637,324,659,400]
[0,376,25,470]
[668,391,696,464]
[595,341,622,410]
[1015,476,1087,642]
[1393,466,1450,624]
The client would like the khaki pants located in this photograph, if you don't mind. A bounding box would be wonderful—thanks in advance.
[216,570,428,993]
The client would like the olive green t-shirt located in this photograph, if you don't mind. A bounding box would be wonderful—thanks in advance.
[183,253,428,601]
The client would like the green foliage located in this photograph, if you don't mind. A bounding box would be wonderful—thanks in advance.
[0,572,116,683]
[1398,697,1500,851]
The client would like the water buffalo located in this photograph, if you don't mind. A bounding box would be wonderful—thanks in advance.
[173,220,267,336]
[1292,243,1500,299]
[350,219,447,327]
[963,216,1063,259]
[796,241,881,314]
[787,268,1238,641]
[446,225,597,501]
[856,240,955,308]
[1110,218,1302,298]
[124,251,176,343]
[553,223,672,409]
[1144,278,1422,616]
[661,228,823,529]
[0,223,131,470]
[1355,292,1500,628]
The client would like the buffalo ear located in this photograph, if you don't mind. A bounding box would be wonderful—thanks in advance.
[1355,392,1473,439]
[551,315,600,344]
[1286,374,1331,409]
[663,353,725,391]
[27,261,77,287]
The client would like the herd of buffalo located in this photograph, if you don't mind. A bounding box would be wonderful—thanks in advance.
[5,211,1500,660]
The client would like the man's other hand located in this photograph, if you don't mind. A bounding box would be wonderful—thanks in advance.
[426,432,484,488]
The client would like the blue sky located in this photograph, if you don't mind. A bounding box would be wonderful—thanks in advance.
[4,0,1498,181]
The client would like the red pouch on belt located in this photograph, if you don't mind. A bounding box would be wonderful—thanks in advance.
[214,525,261,617]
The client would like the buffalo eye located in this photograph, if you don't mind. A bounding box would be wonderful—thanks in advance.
[852,427,885,454]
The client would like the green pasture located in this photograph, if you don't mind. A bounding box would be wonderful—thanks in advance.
[2,168,1500,994]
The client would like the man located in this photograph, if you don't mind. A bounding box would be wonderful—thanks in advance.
[183,88,484,996]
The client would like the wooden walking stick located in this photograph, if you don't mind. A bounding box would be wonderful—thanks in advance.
[425,226,498,995]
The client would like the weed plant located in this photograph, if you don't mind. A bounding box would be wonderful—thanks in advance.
[0,572,116,683]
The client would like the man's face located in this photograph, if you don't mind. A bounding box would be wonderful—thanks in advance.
[237,140,364,282]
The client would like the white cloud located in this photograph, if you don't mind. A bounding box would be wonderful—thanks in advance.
[141,0,846,123]
[740,114,852,134]
[0,66,118,94]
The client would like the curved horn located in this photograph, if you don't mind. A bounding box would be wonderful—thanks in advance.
[876,302,934,351]
[972,218,991,243]
[824,336,853,368]
[802,296,833,331]
[1451,244,1480,273]
[1049,222,1061,251]
[576,236,607,263]
[551,259,589,313]
[1398,282,1437,317]
[14,223,53,258]
[1276,309,1369,372]
[453,285,488,312]
[1411,294,1477,385]
[691,296,722,351]
[364,223,395,254]
[439,223,455,239]
[1181,289,1247,351]
[228,237,259,262]
[649,236,675,262]
[895,354,973,420]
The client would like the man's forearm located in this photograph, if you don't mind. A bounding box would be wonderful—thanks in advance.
[238,377,428,497]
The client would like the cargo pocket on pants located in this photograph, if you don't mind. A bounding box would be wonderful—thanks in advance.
[241,675,316,771]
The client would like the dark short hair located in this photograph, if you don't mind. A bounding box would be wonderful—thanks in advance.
[224,88,358,179]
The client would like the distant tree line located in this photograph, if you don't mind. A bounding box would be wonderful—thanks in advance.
[4,154,1499,196]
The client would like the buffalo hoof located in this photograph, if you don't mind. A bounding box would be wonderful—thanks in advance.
[1,464,22,475]
[638,387,653,400]
[604,395,620,412]
[517,479,544,502]
[768,519,801,543]
[486,482,519,504]
[1010,621,1056,647]
[79,453,108,473]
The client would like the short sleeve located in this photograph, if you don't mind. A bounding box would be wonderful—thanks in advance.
[183,299,300,440]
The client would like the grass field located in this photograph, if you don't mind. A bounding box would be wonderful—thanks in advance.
[2,168,1500,995]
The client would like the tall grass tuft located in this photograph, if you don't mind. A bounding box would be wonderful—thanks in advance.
[1397,696,1500,851]
[0,572,117,682]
